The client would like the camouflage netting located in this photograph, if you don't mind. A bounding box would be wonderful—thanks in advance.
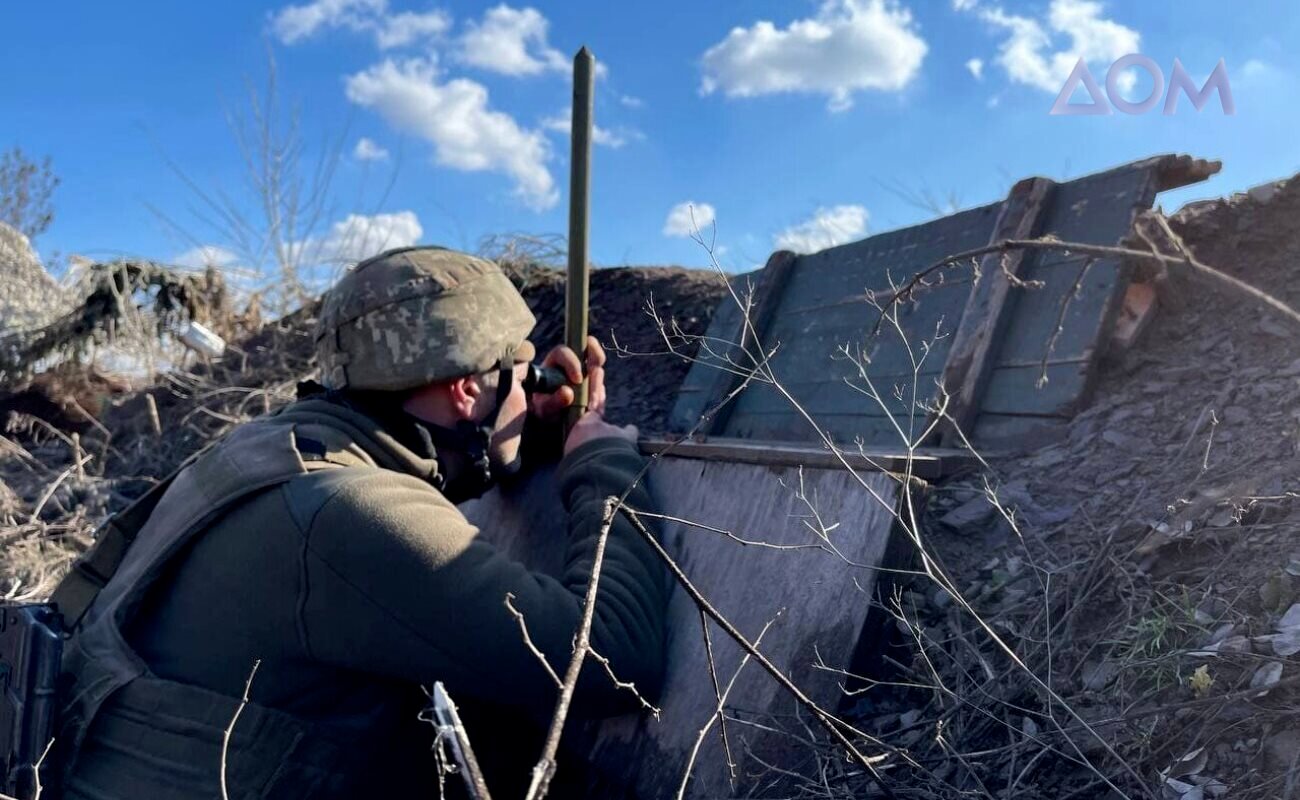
[0,220,70,335]
[0,258,232,385]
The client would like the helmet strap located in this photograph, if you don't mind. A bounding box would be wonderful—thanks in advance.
[418,347,517,497]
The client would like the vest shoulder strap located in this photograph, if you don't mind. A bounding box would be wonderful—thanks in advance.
[50,420,366,630]
[49,444,208,630]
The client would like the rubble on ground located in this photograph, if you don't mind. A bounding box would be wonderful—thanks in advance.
[892,175,1300,798]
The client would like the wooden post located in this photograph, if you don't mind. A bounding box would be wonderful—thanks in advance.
[565,47,595,432]
[934,177,1054,447]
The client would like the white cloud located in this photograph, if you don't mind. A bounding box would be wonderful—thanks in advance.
[270,0,450,49]
[174,245,239,269]
[540,112,638,149]
[374,9,454,48]
[1241,59,1269,79]
[962,0,1139,93]
[270,0,380,43]
[699,0,927,112]
[456,5,568,76]
[353,137,390,161]
[619,94,644,109]
[663,202,717,238]
[1239,58,1282,86]
[308,211,423,263]
[966,57,984,79]
[774,205,868,253]
[345,58,557,209]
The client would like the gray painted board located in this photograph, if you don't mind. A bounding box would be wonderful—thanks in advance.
[461,458,901,798]
[668,157,1192,452]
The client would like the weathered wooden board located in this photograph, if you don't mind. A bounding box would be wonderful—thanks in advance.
[971,159,1166,435]
[668,154,1219,453]
[937,177,1054,445]
[638,437,963,480]
[727,412,920,449]
[461,457,902,799]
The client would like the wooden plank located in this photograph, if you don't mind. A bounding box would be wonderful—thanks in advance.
[637,436,969,480]
[936,177,1055,447]
[702,250,799,435]
[979,361,1092,416]
[971,413,1071,451]
[1137,153,1222,191]
[667,272,753,432]
[970,158,1176,442]
[778,203,1002,312]
[728,374,933,418]
[460,458,905,798]
[989,256,1121,364]
[726,411,925,450]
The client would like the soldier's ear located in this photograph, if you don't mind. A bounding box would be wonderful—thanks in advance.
[447,375,482,420]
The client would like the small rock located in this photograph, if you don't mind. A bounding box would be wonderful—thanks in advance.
[1259,317,1293,339]
[1279,358,1300,378]
[1266,630,1300,657]
[1250,661,1284,695]
[1248,181,1282,204]
[930,588,954,610]
[1221,405,1251,426]
[1264,729,1300,772]
[938,495,997,530]
[1280,603,1300,630]
[1102,429,1139,449]
[1082,660,1119,691]
[1206,507,1237,528]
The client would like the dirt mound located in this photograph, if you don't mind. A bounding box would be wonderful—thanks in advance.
[877,176,1300,798]
[0,262,728,512]
[509,264,728,429]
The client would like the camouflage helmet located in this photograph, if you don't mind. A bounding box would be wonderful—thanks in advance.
[314,246,537,391]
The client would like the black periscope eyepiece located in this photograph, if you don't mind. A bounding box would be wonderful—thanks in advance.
[522,363,570,395]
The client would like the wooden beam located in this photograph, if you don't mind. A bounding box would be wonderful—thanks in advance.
[695,250,798,436]
[637,436,971,480]
[934,177,1055,448]
[1133,153,1222,191]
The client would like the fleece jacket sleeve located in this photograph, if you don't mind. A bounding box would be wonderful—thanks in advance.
[286,436,671,720]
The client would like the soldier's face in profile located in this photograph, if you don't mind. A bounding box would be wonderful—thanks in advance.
[486,361,529,470]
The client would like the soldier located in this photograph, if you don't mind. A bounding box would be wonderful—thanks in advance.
[55,247,670,798]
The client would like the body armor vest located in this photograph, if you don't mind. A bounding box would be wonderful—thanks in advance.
[57,418,377,799]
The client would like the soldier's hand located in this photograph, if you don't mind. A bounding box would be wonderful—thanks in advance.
[564,410,637,456]
[531,336,607,419]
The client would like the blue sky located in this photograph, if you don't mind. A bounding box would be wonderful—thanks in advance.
[2,0,1296,278]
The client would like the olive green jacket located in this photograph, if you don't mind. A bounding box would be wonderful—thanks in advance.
[63,396,670,798]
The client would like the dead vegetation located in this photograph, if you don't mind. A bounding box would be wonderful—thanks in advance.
[3,174,1300,797]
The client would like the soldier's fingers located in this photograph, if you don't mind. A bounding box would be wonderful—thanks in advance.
[586,360,606,409]
[587,387,605,416]
[585,335,607,368]
[532,386,573,419]
[544,345,583,384]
